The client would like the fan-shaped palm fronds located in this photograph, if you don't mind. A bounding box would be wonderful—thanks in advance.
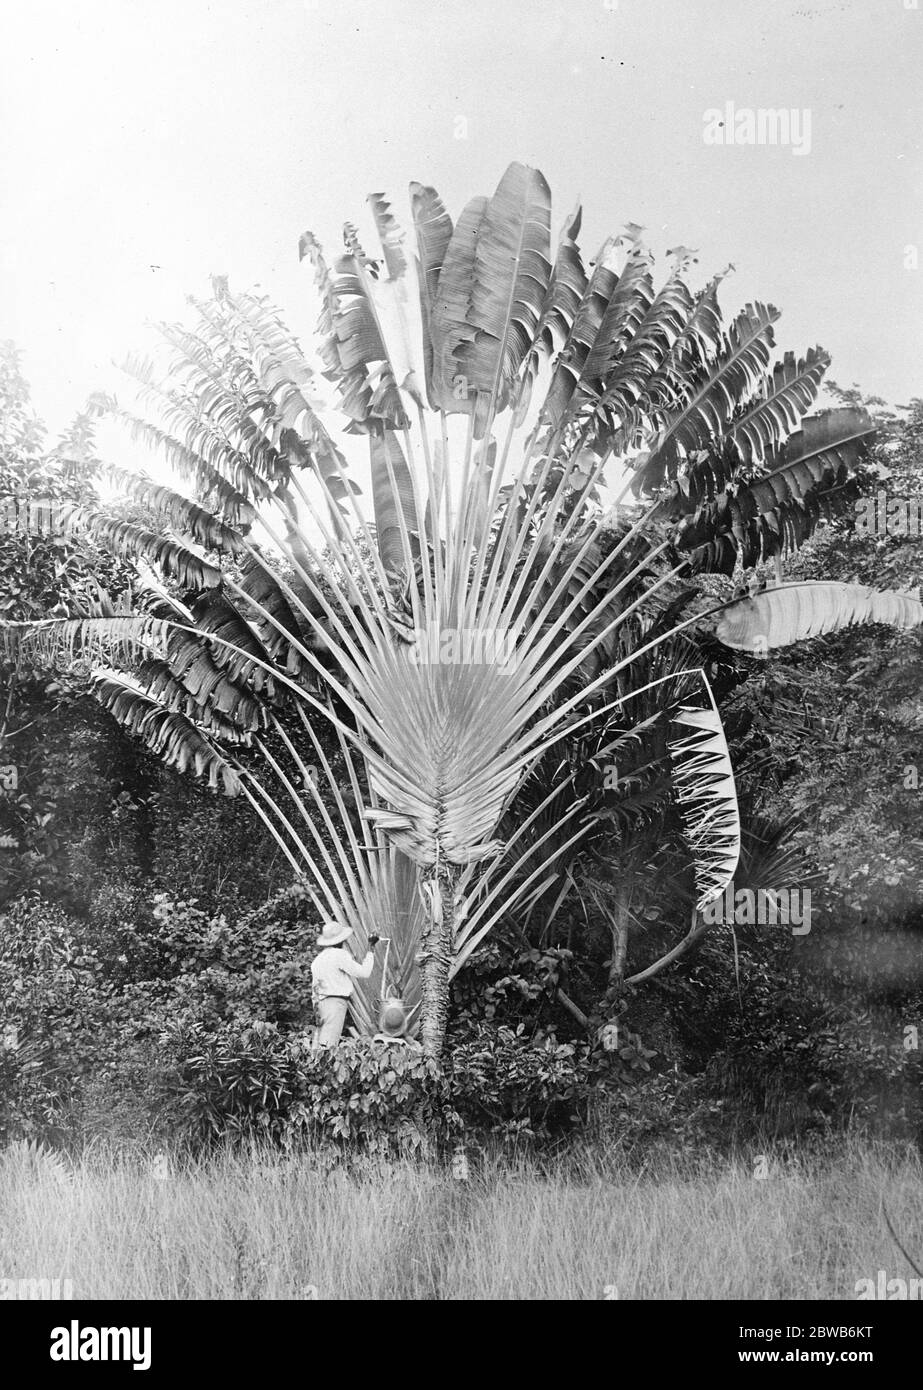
[7,161,921,1056]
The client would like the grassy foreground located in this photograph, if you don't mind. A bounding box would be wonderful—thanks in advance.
[1,1137,921,1300]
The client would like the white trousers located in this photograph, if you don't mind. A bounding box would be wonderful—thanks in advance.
[314,996,349,1047]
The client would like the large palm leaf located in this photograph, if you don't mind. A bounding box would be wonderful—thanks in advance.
[714,581,923,652]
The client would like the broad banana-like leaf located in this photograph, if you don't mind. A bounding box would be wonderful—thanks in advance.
[539,237,620,433]
[428,194,489,416]
[715,581,923,653]
[365,192,427,407]
[409,180,454,412]
[582,235,654,392]
[58,505,223,589]
[453,162,553,437]
[91,670,243,793]
[370,429,418,579]
[667,678,740,911]
[515,204,587,425]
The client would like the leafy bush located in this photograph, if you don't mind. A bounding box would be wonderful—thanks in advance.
[448,1024,605,1140]
[651,925,923,1146]
[0,884,320,1142]
[164,1025,448,1153]
[3,882,920,1156]
[161,1018,650,1152]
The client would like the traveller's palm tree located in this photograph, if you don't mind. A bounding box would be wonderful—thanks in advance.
[3,162,922,1056]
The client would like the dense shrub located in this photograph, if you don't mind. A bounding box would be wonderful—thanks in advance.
[2,885,921,1156]
[651,926,923,1146]
[0,884,319,1143]
[164,1026,448,1153]
[162,1021,636,1152]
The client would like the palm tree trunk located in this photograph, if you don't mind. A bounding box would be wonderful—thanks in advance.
[419,862,457,1059]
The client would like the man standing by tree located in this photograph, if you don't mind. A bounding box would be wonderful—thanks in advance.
[310,923,380,1047]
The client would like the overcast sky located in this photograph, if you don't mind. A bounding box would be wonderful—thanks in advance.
[2,0,921,438]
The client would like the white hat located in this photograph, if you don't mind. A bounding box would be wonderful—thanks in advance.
[317,922,353,947]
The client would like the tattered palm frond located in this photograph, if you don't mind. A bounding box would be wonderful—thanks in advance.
[98,463,252,551]
[515,204,587,425]
[666,675,740,911]
[590,267,695,449]
[634,301,780,493]
[96,404,270,520]
[581,235,655,400]
[0,614,172,671]
[133,656,262,735]
[299,228,408,433]
[679,405,872,515]
[91,670,243,793]
[21,500,224,590]
[727,346,830,465]
[117,347,291,490]
[673,405,874,572]
[538,238,621,436]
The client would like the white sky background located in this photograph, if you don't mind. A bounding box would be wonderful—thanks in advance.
[1,0,921,456]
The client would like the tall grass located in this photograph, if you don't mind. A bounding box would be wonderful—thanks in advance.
[1,1137,921,1299]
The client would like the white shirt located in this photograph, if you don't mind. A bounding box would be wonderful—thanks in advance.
[311,946,374,1001]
